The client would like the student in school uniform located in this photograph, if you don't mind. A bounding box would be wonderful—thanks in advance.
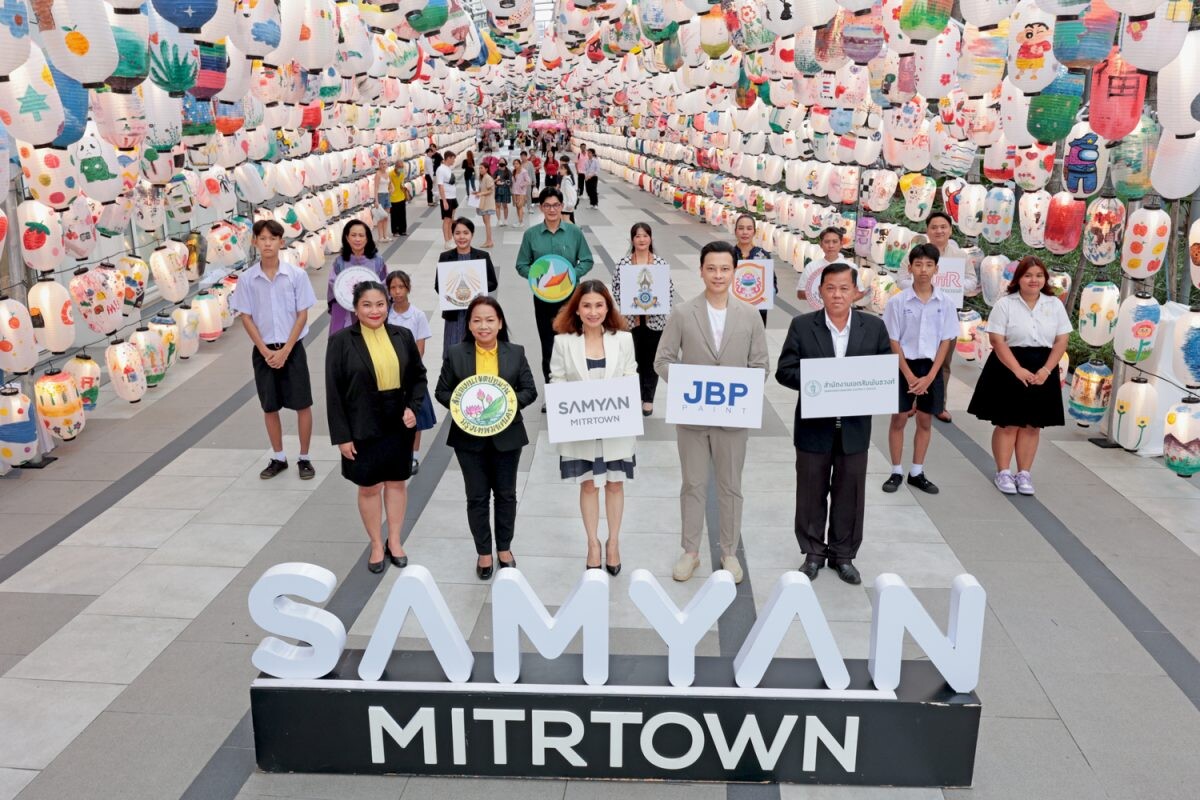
[229,219,318,481]
[881,243,959,495]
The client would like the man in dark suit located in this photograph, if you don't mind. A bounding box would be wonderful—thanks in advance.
[775,263,892,585]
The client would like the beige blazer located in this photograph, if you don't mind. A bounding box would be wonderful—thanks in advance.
[653,293,770,431]
[549,330,638,462]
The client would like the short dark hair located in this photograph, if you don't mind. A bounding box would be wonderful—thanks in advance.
[1006,256,1054,296]
[385,270,411,293]
[340,220,377,261]
[908,243,940,265]
[252,219,284,238]
[734,213,756,230]
[552,280,628,335]
[451,217,475,235]
[537,187,563,205]
[926,211,953,228]
[443,150,455,160]
[819,262,858,287]
[463,295,510,343]
[700,240,738,268]
[818,226,844,242]
[352,280,387,307]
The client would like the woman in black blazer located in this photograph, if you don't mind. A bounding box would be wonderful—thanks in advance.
[326,282,428,574]
[435,296,537,579]
[436,217,499,348]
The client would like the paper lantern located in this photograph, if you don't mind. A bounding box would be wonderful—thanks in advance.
[1172,308,1200,389]
[0,387,39,468]
[148,314,179,369]
[1061,122,1107,199]
[1013,142,1055,191]
[35,369,84,441]
[1191,219,1200,290]
[1081,196,1125,266]
[957,309,982,360]
[147,3,201,96]
[1109,113,1159,202]
[95,193,134,238]
[16,201,65,273]
[1007,1,1058,93]
[193,291,223,342]
[1026,69,1085,145]
[1120,1,1191,74]
[151,0,217,34]
[129,325,168,388]
[1156,28,1200,136]
[91,89,149,151]
[105,338,147,403]
[68,266,121,335]
[0,0,31,74]
[1088,49,1146,142]
[63,353,101,412]
[1043,192,1085,255]
[1077,281,1120,347]
[980,187,1014,244]
[103,2,151,93]
[0,296,38,375]
[113,256,149,316]
[1111,377,1157,452]
[60,194,98,260]
[1120,204,1170,281]
[210,277,237,329]
[1047,270,1071,305]
[39,0,120,88]
[955,184,986,237]
[148,245,189,303]
[0,44,65,146]
[1052,0,1118,71]
[979,255,1010,307]
[1114,292,1161,364]
[75,122,125,203]
[1150,133,1200,201]
[17,144,80,211]
[26,278,75,355]
[172,304,200,359]
[1164,399,1200,477]
[1068,360,1113,427]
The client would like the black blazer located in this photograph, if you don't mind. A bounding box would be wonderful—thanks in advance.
[325,323,428,445]
[435,248,499,321]
[435,340,538,452]
[776,310,892,455]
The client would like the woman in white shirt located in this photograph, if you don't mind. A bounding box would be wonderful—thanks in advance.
[967,256,1073,496]
[549,281,638,575]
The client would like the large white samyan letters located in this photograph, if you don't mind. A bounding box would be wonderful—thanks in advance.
[248,565,987,693]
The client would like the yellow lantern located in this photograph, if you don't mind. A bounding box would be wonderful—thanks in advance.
[129,325,168,388]
[35,369,85,441]
[26,277,76,355]
[63,353,101,412]
[104,338,148,403]
[172,304,200,359]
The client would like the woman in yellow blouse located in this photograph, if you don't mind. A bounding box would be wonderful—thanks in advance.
[326,282,427,573]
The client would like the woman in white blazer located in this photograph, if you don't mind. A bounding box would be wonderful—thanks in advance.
[550,280,638,575]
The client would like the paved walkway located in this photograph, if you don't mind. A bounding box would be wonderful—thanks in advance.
[2,174,1200,799]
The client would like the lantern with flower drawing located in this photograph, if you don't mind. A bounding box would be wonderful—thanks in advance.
[1068,359,1113,427]
[129,325,168,388]
[148,313,180,368]
[172,304,200,359]
[69,266,123,335]
[105,337,147,403]
[26,277,75,355]
[1114,292,1161,365]
[35,369,85,441]
[1082,195,1125,266]
[1112,377,1157,452]
[0,0,31,75]
[63,353,101,412]
[1077,281,1120,346]
[0,387,39,468]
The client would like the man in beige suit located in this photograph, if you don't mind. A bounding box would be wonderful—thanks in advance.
[654,241,770,583]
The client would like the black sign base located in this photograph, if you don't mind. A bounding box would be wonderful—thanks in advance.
[251,651,979,786]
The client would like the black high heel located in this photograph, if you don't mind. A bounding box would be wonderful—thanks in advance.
[477,558,493,580]
[605,541,621,576]
[498,554,516,569]
[386,543,408,569]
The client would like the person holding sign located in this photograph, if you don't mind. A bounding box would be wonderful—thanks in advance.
[612,222,676,416]
[435,297,538,580]
[654,241,770,585]
[550,282,638,575]
[966,256,1072,497]
[437,218,499,348]
[881,244,959,495]
[325,282,427,573]
[731,214,776,327]
[776,263,892,585]
[515,187,594,386]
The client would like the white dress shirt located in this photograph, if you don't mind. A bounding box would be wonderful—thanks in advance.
[986,292,1073,347]
[882,286,959,361]
[824,311,852,358]
[228,260,316,344]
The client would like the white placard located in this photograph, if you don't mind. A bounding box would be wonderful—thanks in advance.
[731,258,775,311]
[798,354,900,419]
[617,263,671,316]
[545,375,644,444]
[437,259,488,312]
[932,256,965,310]
[665,364,765,429]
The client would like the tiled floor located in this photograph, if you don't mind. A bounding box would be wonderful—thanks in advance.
[2,174,1200,799]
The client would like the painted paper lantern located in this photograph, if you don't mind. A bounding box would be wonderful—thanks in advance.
[981,187,1015,244]
[983,137,1016,182]
[1013,142,1056,191]
[39,0,120,88]
[91,89,149,151]
[1052,0,1118,71]
[26,277,75,354]
[104,337,147,403]
[0,43,65,146]
[1060,122,1107,199]
[114,256,149,315]
[1068,359,1113,427]
[172,304,200,359]
[979,255,1011,306]
[1191,218,1200,290]
[148,245,188,303]
[0,0,31,74]
[148,314,179,368]
[193,290,223,342]
[1047,270,1071,305]
[129,325,168,387]
[958,23,1009,100]
[48,62,88,148]
[1081,196,1125,266]
[147,3,201,96]
[34,369,84,441]
[956,309,982,360]
[1112,377,1157,452]
[1164,399,1200,477]
[1172,308,1200,388]
[0,207,6,253]
[16,200,65,272]
[1150,133,1200,201]
[955,183,986,237]
[60,194,98,260]
[1007,1,1058,93]
[1109,113,1159,201]
[961,0,1016,25]
[1120,204,1170,281]
[104,2,151,93]
[1026,69,1086,145]
[95,192,134,238]
[17,144,80,211]
[68,266,122,335]
[1120,0,1191,74]
[0,387,39,468]
[151,0,217,34]
[1089,49,1146,141]
[0,296,38,375]
[63,353,101,412]
[75,122,125,203]
[1043,192,1085,255]
[1156,28,1200,135]
[1114,291,1161,364]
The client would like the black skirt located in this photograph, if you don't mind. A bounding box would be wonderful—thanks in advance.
[967,346,1064,429]
[341,389,415,486]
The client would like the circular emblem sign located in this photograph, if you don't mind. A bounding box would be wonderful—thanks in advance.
[333,266,381,311]
[528,254,577,303]
[450,374,518,437]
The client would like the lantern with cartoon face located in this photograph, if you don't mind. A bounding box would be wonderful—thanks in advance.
[1060,122,1108,200]
[1007,2,1058,93]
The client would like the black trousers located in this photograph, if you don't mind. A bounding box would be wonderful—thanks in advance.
[629,324,663,403]
[389,201,407,236]
[425,175,434,204]
[585,175,599,207]
[456,443,521,556]
[533,297,568,381]
[794,430,868,566]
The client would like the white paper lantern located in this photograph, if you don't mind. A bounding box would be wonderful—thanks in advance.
[148,314,180,368]
[981,186,1015,244]
[1172,308,1200,389]
[0,386,39,468]
[129,325,168,388]
[26,278,75,355]
[1113,378,1158,452]
[1156,29,1200,136]
[0,296,38,375]
[34,369,85,441]
[68,266,122,335]
[105,338,148,403]
[1114,292,1162,364]
[1150,133,1200,201]
[16,201,65,273]
[39,0,120,89]
[172,304,200,359]
[1077,281,1120,347]
[149,245,189,303]
[1018,189,1050,247]
[0,44,65,146]
[63,353,101,412]
[955,183,987,237]
[60,194,99,260]
[1120,204,1171,281]
[193,291,223,342]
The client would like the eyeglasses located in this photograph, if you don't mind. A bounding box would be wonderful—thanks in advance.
[541,202,562,210]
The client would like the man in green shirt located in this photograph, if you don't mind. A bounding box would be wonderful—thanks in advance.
[515,187,594,387]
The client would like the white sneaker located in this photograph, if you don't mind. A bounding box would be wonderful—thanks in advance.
[672,552,700,582]
[721,555,744,584]
[994,471,1017,495]
[1015,471,1035,495]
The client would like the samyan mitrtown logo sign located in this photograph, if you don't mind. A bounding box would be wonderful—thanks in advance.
[248,566,985,786]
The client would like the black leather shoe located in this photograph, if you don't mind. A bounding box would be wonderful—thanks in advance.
[605,563,621,576]
[799,561,822,580]
[259,459,288,479]
[386,544,407,568]
[586,564,602,570]
[476,560,493,580]
[907,473,940,494]
[498,555,516,569]
[368,553,385,574]
[882,474,903,493]
[297,459,315,480]
[832,562,862,585]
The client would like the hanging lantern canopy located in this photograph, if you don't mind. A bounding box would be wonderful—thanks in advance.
[1171,307,1200,389]
[63,353,101,412]
[26,277,75,355]
[148,314,180,369]
[1112,377,1158,452]
[129,325,168,388]
[35,369,85,441]
[1068,360,1113,427]
[1114,291,1161,364]
[1081,195,1125,266]
[0,387,39,468]
[0,43,65,146]
[193,291,223,342]
[68,266,122,335]
[104,337,148,403]
[172,304,200,359]
[0,296,38,375]
[16,200,65,273]
[1164,399,1200,478]
[1120,203,1170,281]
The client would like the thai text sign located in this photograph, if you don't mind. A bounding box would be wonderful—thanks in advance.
[799,354,900,419]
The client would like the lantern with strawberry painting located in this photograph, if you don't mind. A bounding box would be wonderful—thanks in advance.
[1043,191,1086,255]
[1089,49,1146,142]
[0,296,38,375]
[69,265,123,335]
[16,201,64,273]
[1082,195,1125,266]
[16,144,81,212]
[104,338,147,403]
[1120,204,1171,281]
[0,43,65,147]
